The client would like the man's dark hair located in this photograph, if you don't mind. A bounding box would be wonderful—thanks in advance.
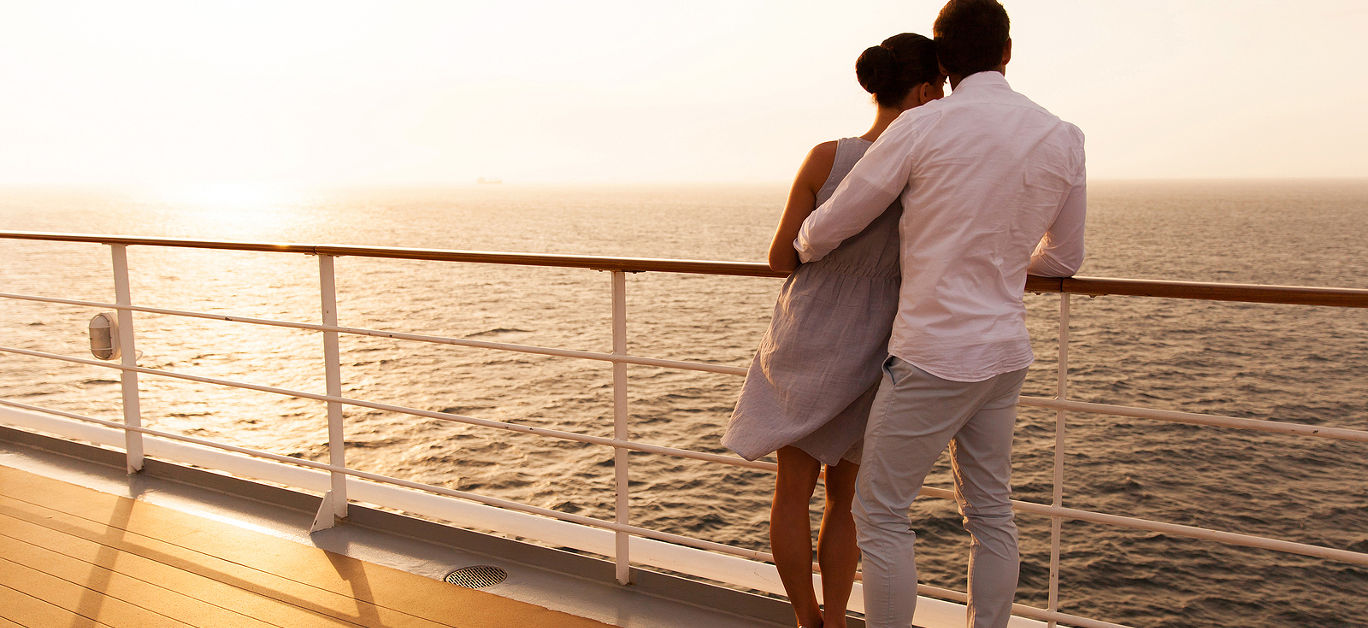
[933,0,1010,77]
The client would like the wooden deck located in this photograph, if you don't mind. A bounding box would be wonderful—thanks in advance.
[0,464,610,627]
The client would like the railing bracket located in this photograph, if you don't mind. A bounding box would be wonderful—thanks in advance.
[310,489,342,533]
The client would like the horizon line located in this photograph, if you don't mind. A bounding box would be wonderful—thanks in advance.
[2,175,1367,190]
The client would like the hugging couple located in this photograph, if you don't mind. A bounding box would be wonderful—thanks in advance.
[721,1,1087,627]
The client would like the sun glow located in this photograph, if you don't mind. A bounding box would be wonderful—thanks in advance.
[139,183,320,239]
[151,183,305,212]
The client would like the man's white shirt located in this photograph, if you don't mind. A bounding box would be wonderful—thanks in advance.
[795,71,1086,382]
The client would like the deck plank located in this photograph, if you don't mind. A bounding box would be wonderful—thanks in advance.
[0,464,611,628]
[0,522,285,628]
[0,475,459,625]
[0,582,102,627]
[0,555,180,627]
[0,500,368,627]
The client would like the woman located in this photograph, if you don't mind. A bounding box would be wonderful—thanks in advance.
[722,33,944,628]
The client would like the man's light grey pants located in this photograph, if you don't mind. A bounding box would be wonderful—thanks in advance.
[854,357,1028,628]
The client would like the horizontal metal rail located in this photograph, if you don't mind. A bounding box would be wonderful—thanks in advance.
[3,343,1364,568]
[0,291,749,376]
[3,230,1366,306]
[1021,396,1368,443]
[2,310,1360,445]
[0,398,765,558]
[0,345,773,471]
[4,284,1363,448]
[915,484,1367,566]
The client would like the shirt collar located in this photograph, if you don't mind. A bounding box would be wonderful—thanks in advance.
[953,71,1010,94]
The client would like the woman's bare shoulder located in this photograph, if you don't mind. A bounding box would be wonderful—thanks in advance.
[808,140,839,167]
[797,140,839,191]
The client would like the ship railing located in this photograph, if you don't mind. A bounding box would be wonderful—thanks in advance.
[0,231,1365,628]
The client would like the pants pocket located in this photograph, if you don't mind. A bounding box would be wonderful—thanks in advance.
[881,355,901,385]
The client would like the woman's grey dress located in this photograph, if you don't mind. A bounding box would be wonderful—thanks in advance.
[722,137,901,465]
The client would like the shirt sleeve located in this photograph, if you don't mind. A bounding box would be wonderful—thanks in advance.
[794,116,919,263]
[1027,154,1087,277]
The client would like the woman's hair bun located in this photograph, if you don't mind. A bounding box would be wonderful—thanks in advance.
[854,33,939,109]
[856,45,898,96]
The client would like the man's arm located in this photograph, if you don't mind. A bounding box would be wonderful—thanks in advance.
[794,118,919,263]
[1027,165,1087,277]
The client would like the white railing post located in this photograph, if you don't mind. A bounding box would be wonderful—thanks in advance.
[314,255,348,529]
[110,244,144,474]
[1047,293,1071,626]
[611,270,631,584]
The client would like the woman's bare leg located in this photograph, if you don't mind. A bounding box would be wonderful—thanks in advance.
[817,458,860,628]
[772,446,823,627]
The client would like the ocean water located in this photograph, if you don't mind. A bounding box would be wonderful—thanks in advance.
[1,180,1366,627]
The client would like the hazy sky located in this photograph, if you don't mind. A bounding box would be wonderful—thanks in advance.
[2,0,1365,187]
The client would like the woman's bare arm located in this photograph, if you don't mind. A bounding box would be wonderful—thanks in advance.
[767,141,837,273]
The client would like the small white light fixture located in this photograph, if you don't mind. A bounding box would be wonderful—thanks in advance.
[89,313,120,360]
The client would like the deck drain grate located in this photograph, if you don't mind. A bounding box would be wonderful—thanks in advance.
[444,565,508,589]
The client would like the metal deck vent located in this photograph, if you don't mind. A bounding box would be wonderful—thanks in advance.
[443,565,508,589]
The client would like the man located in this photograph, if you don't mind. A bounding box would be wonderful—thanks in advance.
[793,1,1085,626]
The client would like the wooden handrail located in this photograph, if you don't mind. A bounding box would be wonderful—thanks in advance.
[0,231,780,277]
[1055,276,1368,308]
[3,230,1366,307]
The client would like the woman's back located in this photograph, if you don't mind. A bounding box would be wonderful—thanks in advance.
[722,136,901,465]
[803,137,901,280]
